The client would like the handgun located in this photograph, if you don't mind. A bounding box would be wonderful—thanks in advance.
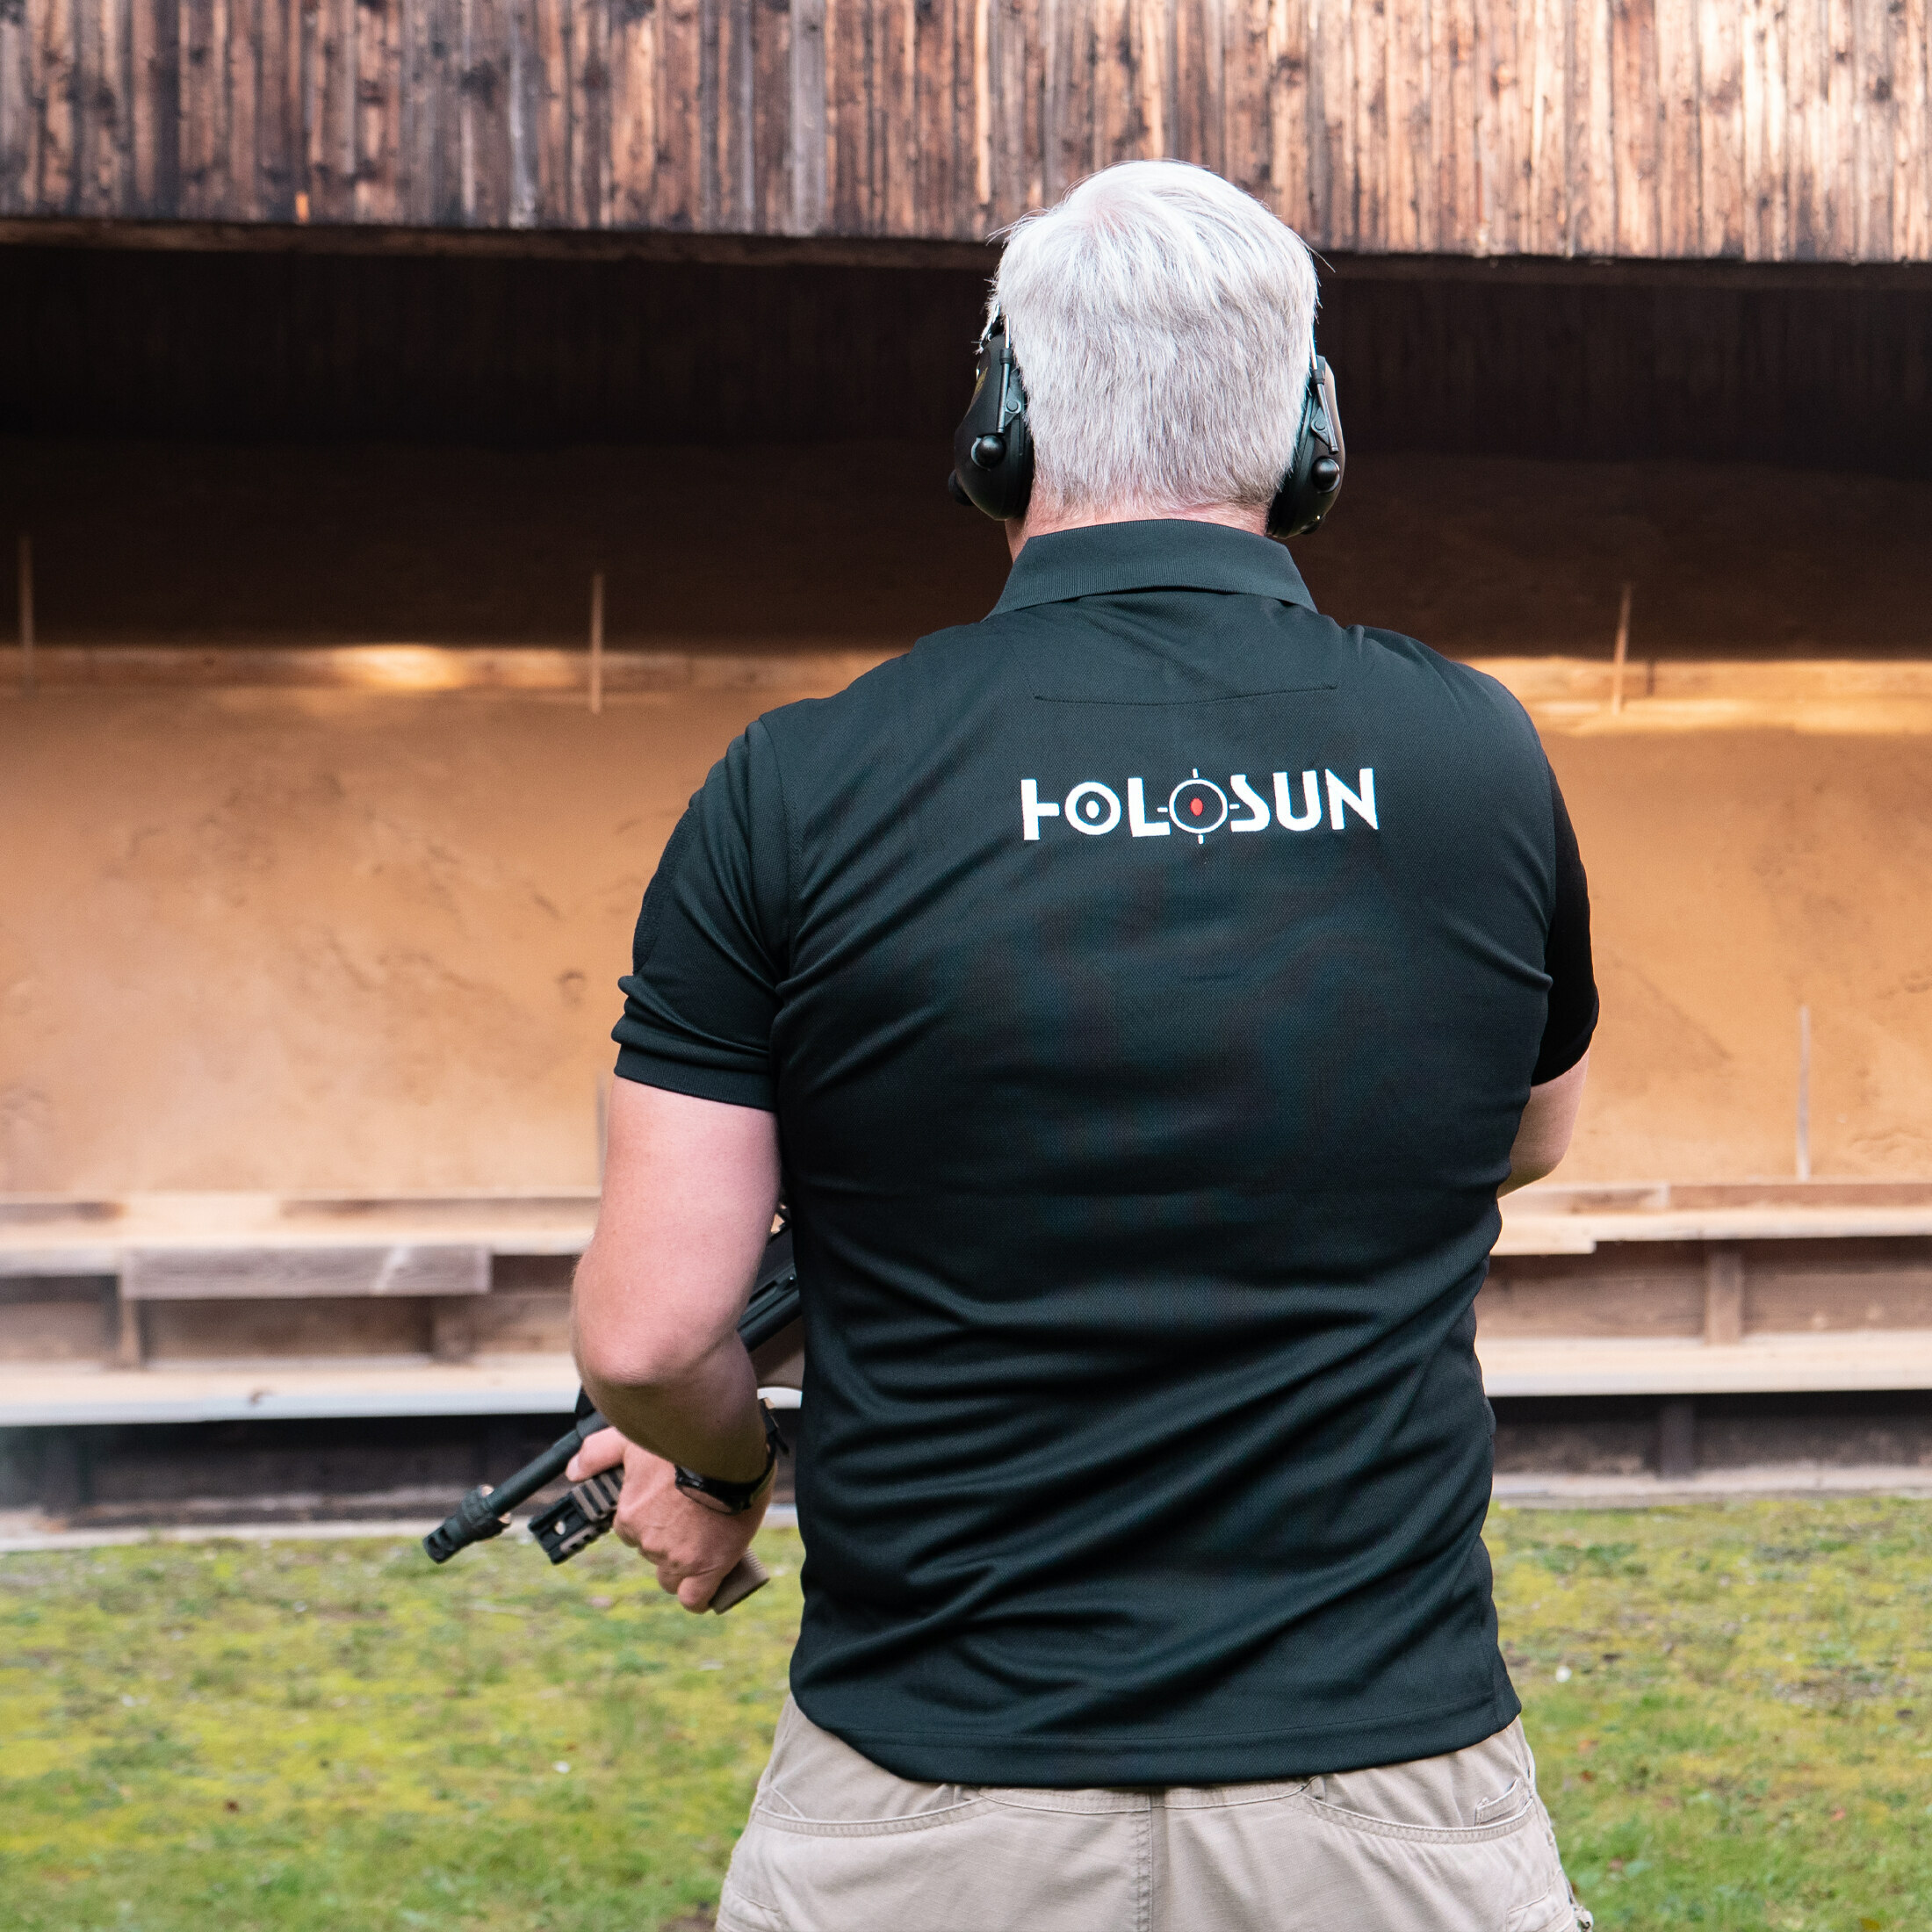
[422,1222,802,1613]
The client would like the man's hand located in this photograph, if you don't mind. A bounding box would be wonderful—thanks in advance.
[566,1424,768,1611]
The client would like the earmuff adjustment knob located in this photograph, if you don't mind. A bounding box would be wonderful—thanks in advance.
[970,433,1008,468]
[1309,455,1342,492]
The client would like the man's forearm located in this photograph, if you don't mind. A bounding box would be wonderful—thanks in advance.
[1500,1051,1590,1195]
[572,1079,784,1480]
[576,1323,771,1481]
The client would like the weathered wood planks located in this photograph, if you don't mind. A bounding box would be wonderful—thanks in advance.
[0,0,1927,257]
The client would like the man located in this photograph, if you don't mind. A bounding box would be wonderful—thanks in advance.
[569,160,1597,1931]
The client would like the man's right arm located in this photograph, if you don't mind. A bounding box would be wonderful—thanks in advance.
[1501,1049,1590,1194]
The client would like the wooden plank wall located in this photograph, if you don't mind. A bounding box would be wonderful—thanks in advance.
[1,0,1928,259]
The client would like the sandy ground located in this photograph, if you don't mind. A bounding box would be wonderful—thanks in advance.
[0,686,811,1195]
[3,440,1927,1194]
[6,441,1932,659]
[1553,726,1932,1179]
[1,673,1928,1194]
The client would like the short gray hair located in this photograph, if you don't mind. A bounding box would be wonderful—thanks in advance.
[993,161,1320,520]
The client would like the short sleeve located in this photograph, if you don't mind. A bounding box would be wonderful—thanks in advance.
[611,721,792,1110]
[1532,765,1598,1085]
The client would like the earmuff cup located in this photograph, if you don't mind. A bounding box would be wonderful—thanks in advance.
[950,316,1035,520]
[950,314,1344,539]
[1265,357,1345,538]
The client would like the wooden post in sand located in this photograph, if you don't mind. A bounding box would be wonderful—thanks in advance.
[588,572,605,715]
[18,534,33,696]
[1610,581,1633,715]
[1796,1004,1812,1181]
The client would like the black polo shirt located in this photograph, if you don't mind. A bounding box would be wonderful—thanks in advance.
[614,520,1597,1786]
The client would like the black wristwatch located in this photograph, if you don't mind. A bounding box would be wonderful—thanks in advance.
[674,1402,789,1516]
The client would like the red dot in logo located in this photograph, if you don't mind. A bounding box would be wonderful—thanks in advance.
[1189,797,1204,817]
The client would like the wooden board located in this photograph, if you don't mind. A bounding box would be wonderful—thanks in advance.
[122,1244,492,1298]
[1479,1250,1708,1337]
[0,1357,585,1422]
[1,0,1928,258]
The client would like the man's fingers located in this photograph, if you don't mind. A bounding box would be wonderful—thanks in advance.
[565,1424,628,1483]
[674,1567,723,1612]
[644,1554,731,1611]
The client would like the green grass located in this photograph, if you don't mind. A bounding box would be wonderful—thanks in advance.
[1488,1498,1932,1929]
[0,1527,804,1931]
[4,1500,1931,1929]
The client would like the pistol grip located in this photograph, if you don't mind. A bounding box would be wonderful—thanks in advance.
[709,1553,772,1613]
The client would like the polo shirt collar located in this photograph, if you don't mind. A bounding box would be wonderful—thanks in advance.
[991,518,1317,616]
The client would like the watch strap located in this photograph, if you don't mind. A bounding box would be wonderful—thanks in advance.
[674,1401,788,1516]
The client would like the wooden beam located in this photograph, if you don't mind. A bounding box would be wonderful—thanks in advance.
[1610,580,1632,713]
[114,1290,144,1367]
[16,533,33,696]
[1797,1004,1813,1180]
[1703,1241,1744,1344]
[587,570,603,714]
[121,1245,493,1299]
[430,1299,479,1361]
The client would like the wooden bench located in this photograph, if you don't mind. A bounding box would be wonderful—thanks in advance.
[117,1245,490,1366]
[0,1193,595,1373]
[6,1184,1932,1429]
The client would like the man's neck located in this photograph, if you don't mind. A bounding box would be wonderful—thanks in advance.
[1005,501,1266,561]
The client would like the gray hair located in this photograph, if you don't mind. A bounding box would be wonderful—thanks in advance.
[992,161,1320,521]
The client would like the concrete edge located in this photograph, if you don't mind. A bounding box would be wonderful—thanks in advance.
[0,1500,801,1554]
[1492,1466,1932,1508]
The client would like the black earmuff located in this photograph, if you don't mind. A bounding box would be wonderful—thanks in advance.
[948,312,1345,540]
[949,309,1035,520]
[1265,357,1346,538]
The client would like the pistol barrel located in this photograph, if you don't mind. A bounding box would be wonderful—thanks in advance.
[422,1222,799,1568]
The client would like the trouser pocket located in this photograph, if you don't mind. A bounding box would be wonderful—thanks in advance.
[1258,1720,1573,1932]
[719,1699,1144,1932]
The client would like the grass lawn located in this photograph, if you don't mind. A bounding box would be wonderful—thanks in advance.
[3,1499,1929,1929]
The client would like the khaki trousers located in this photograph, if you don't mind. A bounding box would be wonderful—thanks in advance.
[718,1698,1586,1932]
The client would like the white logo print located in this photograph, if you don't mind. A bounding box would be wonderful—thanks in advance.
[1064,781,1121,834]
[1020,768,1377,843]
[1168,772,1228,840]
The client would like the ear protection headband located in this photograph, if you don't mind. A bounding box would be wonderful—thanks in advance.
[948,305,1346,538]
